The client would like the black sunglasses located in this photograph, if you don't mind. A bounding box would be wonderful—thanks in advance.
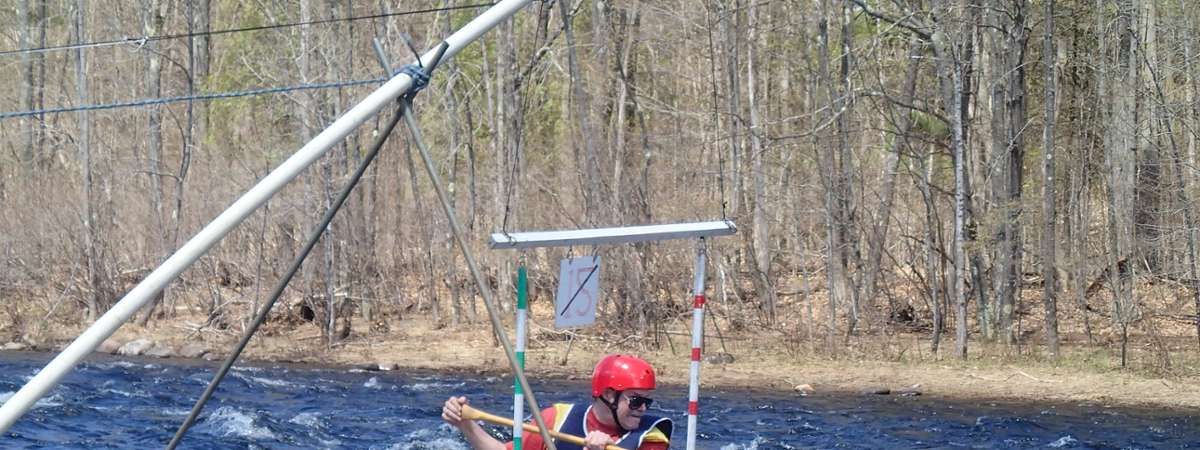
[624,394,654,410]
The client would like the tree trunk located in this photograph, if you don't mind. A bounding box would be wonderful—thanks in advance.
[168,0,199,321]
[836,0,862,336]
[1041,0,1060,358]
[608,3,651,328]
[950,58,970,360]
[745,0,777,324]
[1069,148,1095,345]
[136,0,168,326]
[1143,22,1200,351]
[1183,0,1199,179]
[723,0,744,221]
[440,2,468,326]
[559,0,603,225]
[921,148,943,353]
[1104,0,1140,367]
[816,0,850,345]
[931,0,978,360]
[1133,0,1161,273]
[18,0,34,167]
[74,0,100,322]
[986,0,1029,346]
[864,39,922,318]
[298,0,319,332]
[34,0,47,166]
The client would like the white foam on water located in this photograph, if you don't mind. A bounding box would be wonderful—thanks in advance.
[160,408,191,417]
[383,438,470,450]
[289,411,323,428]
[382,429,469,450]
[364,377,383,389]
[34,393,63,408]
[720,436,764,450]
[103,388,134,397]
[231,371,297,388]
[3,392,65,408]
[105,361,137,369]
[206,406,278,441]
[188,373,211,384]
[1048,435,1077,448]
[253,376,294,388]
[406,381,465,392]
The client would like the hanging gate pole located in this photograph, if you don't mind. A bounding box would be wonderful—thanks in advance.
[0,0,535,434]
[514,263,529,450]
[686,240,708,450]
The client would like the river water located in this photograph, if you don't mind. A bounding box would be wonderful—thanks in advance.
[1,352,1196,449]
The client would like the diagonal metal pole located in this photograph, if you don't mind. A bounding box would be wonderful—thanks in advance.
[0,0,534,434]
[401,101,557,450]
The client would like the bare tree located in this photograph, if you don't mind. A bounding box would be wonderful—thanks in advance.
[931,0,980,359]
[1103,0,1141,367]
[1041,0,1060,358]
[558,0,603,226]
[863,38,923,321]
[985,0,1029,346]
[745,0,777,324]
[135,0,168,326]
[73,0,102,322]
[816,0,849,344]
[17,0,34,167]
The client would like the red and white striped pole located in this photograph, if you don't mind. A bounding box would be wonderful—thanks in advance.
[686,239,707,450]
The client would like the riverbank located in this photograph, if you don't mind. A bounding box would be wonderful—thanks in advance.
[10,310,1200,412]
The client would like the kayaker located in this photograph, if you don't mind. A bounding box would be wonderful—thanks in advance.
[441,354,672,450]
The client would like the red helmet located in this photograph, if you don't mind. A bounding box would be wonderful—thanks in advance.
[591,354,656,397]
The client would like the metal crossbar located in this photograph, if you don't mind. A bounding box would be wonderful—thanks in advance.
[489,220,737,250]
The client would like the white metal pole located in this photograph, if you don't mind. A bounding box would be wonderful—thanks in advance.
[686,240,707,450]
[0,0,534,434]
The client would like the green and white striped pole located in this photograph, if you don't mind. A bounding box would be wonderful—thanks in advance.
[514,262,529,448]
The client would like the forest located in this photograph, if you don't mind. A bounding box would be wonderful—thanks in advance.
[1,0,1198,371]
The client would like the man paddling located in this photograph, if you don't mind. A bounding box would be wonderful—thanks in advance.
[442,354,672,450]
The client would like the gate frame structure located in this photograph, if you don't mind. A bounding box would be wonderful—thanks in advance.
[490,220,737,450]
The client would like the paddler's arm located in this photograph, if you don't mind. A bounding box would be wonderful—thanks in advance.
[442,396,506,450]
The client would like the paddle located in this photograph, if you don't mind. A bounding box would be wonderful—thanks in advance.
[460,405,624,450]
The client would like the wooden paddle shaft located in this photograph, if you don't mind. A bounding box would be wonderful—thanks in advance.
[460,405,623,450]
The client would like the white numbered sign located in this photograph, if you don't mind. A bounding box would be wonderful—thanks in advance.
[554,256,600,329]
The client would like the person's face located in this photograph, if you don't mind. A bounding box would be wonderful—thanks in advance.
[608,389,654,430]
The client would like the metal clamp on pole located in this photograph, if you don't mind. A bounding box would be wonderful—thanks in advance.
[398,39,449,102]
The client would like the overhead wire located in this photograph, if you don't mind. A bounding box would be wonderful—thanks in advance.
[0,78,388,120]
[0,3,499,120]
[0,3,495,58]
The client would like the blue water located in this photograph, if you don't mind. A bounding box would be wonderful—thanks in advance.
[1,352,1196,449]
